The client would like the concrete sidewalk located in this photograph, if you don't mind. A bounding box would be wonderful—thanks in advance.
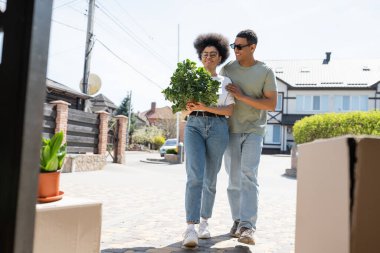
[60,151,296,253]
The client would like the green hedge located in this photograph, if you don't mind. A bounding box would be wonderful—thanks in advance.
[293,111,380,144]
[166,148,178,155]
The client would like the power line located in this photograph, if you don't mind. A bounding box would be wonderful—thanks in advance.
[96,1,173,70]
[53,0,81,9]
[113,0,175,59]
[52,19,86,32]
[96,2,169,65]
[96,39,164,90]
[67,4,87,16]
[47,19,166,90]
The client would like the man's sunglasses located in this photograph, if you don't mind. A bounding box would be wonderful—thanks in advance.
[230,43,251,50]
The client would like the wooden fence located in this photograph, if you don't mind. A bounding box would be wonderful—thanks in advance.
[42,104,56,139]
[66,108,99,153]
[42,104,99,153]
[41,101,127,164]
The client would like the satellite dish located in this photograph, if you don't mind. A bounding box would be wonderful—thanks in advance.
[80,73,102,95]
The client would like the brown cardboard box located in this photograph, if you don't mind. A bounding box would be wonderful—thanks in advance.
[34,197,102,253]
[295,136,380,253]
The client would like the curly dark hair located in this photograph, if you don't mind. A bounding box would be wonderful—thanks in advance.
[236,29,258,45]
[193,33,230,65]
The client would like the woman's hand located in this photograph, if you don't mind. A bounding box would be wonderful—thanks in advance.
[186,102,195,111]
[190,102,207,111]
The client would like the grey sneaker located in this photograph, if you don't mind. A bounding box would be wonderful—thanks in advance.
[229,220,240,238]
[182,228,198,247]
[237,227,255,245]
[198,221,211,239]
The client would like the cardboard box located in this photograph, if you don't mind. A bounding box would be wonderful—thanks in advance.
[295,136,380,253]
[34,197,102,253]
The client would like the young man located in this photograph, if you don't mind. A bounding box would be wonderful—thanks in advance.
[220,29,278,245]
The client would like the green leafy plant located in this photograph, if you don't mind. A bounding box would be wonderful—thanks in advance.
[162,59,220,113]
[166,148,178,155]
[40,131,67,172]
[293,111,380,144]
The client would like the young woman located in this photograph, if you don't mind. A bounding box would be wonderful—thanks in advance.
[182,33,234,247]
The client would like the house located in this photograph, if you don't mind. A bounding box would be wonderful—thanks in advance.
[46,78,91,110]
[139,102,175,125]
[89,93,117,114]
[134,114,149,128]
[264,53,380,154]
[139,102,184,140]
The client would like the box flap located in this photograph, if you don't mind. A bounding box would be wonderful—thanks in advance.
[296,137,350,253]
[351,137,380,253]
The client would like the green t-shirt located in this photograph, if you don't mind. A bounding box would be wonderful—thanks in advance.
[220,60,277,136]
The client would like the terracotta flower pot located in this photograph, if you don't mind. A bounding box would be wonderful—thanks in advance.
[38,171,60,199]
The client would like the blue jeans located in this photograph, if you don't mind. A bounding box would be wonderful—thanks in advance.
[224,133,263,230]
[184,116,229,223]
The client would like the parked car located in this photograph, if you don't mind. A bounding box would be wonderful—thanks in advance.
[159,138,178,157]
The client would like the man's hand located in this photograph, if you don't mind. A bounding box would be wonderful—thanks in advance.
[226,84,277,111]
[226,83,244,100]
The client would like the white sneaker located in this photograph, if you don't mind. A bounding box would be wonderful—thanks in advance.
[182,228,198,247]
[198,221,211,239]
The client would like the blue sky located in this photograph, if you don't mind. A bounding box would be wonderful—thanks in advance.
[3,0,379,112]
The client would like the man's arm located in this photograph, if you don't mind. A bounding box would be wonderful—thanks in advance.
[226,83,277,111]
[186,102,234,116]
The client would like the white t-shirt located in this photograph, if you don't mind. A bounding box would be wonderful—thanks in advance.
[213,75,235,107]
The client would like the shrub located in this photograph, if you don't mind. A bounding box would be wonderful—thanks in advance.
[293,111,380,144]
[132,126,164,146]
[153,136,165,149]
[166,148,178,155]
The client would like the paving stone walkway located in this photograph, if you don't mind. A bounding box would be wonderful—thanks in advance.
[60,151,296,253]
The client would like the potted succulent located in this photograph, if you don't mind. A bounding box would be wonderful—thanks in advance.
[37,131,67,203]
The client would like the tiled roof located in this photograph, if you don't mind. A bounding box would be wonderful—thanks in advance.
[90,94,117,109]
[46,78,92,98]
[139,106,175,121]
[265,58,380,88]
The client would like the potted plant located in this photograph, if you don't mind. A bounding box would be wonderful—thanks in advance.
[162,59,220,113]
[37,131,67,203]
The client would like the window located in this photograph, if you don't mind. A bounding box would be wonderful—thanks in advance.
[342,96,350,110]
[296,95,328,112]
[265,125,281,144]
[334,95,368,112]
[313,96,320,110]
[275,93,283,111]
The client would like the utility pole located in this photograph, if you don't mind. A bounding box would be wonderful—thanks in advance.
[176,24,180,145]
[126,91,132,147]
[176,24,184,163]
[82,0,96,111]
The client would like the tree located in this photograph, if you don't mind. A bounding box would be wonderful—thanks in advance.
[156,117,177,139]
[116,93,137,137]
[116,94,132,116]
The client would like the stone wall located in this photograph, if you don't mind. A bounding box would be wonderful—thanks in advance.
[62,154,107,173]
